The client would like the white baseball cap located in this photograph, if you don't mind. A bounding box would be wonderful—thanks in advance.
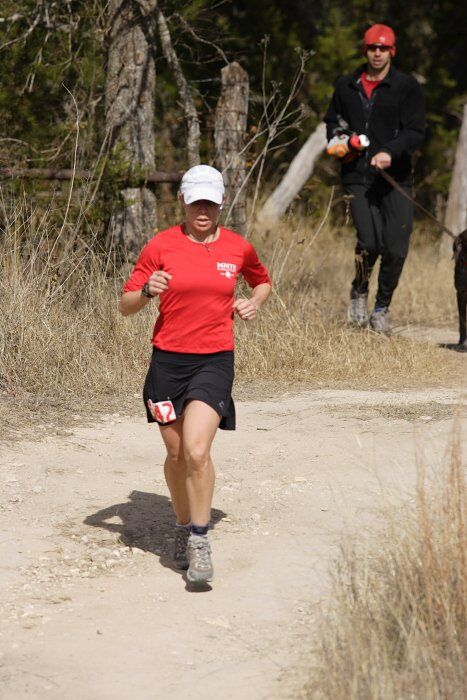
[180,164,225,205]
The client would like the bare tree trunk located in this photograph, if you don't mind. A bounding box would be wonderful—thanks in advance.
[214,62,249,235]
[105,0,157,258]
[441,103,467,256]
[257,122,327,224]
[155,3,200,168]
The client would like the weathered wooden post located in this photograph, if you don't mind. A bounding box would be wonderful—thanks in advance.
[442,103,467,256]
[105,0,157,258]
[214,62,249,235]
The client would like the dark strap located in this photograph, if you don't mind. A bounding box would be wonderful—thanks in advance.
[378,168,456,240]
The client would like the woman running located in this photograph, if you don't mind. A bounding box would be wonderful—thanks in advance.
[119,165,271,585]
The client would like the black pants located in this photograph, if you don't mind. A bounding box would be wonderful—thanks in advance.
[346,179,413,308]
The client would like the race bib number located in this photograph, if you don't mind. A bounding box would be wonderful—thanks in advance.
[147,399,177,423]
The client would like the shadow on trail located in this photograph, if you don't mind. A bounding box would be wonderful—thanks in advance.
[84,490,226,590]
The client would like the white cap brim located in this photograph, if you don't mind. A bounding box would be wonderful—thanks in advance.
[181,185,223,205]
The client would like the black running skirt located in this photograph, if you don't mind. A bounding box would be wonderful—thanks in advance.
[143,348,236,430]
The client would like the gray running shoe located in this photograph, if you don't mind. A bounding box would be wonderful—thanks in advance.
[173,527,190,570]
[348,291,369,327]
[187,534,213,584]
[370,307,390,333]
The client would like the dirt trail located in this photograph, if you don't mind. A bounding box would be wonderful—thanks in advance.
[396,324,459,346]
[0,387,464,699]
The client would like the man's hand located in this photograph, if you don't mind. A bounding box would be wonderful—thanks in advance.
[148,270,172,296]
[233,297,259,321]
[371,152,392,170]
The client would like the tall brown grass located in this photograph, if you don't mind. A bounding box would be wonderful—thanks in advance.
[249,211,457,327]
[306,425,466,699]
[0,194,461,409]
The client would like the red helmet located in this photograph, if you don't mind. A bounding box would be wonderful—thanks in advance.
[363,24,396,57]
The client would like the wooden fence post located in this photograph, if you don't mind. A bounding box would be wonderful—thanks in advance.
[214,62,249,235]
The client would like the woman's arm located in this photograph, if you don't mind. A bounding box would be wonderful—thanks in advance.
[233,282,272,320]
[119,290,152,317]
[119,270,172,317]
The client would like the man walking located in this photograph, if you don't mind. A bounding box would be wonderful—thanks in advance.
[325,24,425,332]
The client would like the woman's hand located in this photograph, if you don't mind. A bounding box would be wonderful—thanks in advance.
[119,270,172,317]
[148,270,172,296]
[233,297,259,321]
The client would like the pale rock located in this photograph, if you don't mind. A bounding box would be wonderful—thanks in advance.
[90,547,113,561]
[204,616,231,629]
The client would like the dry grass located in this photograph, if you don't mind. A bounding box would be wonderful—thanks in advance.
[237,215,461,387]
[249,213,457,328]
[0,197,150,397]
[0,196,462,424]
[306,425,466,700]
[236,297,456,388]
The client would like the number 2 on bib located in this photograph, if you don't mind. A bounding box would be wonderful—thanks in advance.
[147,399,176,423]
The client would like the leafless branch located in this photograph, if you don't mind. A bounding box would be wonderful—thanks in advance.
[219,45,308,228]
[249,46,309,217]
[173,12,229,64]
[154,2,200,167]
[0,167,183,183]
[0,2,78,52]
[58,84,80,241]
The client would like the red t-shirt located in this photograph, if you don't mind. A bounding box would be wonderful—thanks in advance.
[360,73,382,99]
[123,225,271,353]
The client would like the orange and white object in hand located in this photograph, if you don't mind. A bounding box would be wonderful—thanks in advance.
[327,133,369,161]
[327,133,351,159]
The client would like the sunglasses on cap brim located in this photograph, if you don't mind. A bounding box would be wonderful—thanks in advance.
[366,44,392,51]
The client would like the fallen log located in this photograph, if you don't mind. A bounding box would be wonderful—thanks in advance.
[257,122,327,224]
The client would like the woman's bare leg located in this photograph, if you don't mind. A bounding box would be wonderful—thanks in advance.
[159,418,190,525]
[182,400,220,526]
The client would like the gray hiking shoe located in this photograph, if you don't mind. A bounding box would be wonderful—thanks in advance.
[348,291,369,327]
[187,534,213,584]
[173,527,190,570]
[370,307,390,333]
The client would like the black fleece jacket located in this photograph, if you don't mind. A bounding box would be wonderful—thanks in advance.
[324,65,425,185]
